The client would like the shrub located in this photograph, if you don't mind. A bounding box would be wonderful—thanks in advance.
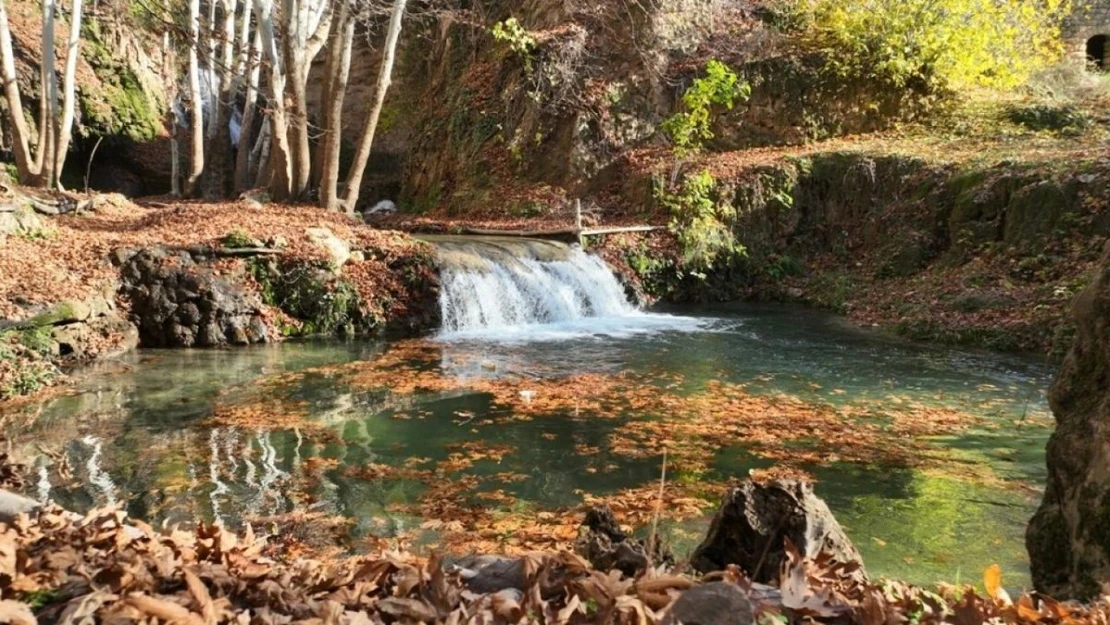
[491,18,537,71]
[784,0,1070,96]
[662,60,751,156]
[1007,103,1092,134]
[656,170,745,272]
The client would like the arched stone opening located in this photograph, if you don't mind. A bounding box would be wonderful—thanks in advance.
[1087,34,1108,70]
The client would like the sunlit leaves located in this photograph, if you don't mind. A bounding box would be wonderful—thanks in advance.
[787,0,1071,94]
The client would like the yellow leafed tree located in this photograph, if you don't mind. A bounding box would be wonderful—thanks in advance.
[787,0,1071,93]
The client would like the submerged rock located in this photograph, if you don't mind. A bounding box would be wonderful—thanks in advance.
[690,480,866,584]
[574,504,672,577]
[1028,244,1110,600]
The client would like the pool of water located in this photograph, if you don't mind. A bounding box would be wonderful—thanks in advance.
[1,303,1053,588]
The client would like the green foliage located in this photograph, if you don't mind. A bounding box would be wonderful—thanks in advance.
[763,253,804,282]
[656,170,745,272]
[0,328,57,400]
[249,260,362,336]
[21,589,63,610]
[661,61,750,155]
[508,201,547,219]
[785,0,1070,96]
[1007,103,1092,135]
[2,162,19,184]
[491,18,537,71]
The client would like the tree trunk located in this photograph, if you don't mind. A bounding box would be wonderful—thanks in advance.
[233,29,261,193]
[186,0,205,195]
[37,0,59,188]
[53,0,83,189]
[342,0,407,213]
[202,0,237,198]
[255,0,291,199]
[236,0,253,74]
[318,0,352,211]
[251,115,270,188]
[0,0,39,183]
[205,0,218,140]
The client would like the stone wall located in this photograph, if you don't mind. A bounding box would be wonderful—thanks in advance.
[1063,0,1110,66]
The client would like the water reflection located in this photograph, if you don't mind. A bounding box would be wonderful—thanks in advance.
[3,304,1053,586]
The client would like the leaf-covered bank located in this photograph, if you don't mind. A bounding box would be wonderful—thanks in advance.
[597,148,1110,357]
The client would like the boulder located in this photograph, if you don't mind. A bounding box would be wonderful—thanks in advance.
[0,205,43,237]
[574,505,672,577]
[690,480,866,584]
[663,582,754,625]
[118,247,271,348]
[1028,244,1110,600]
[305,227,351,270]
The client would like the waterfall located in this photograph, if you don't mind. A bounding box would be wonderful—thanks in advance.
[431,237,638,334]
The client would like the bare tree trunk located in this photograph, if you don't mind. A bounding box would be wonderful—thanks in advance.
[171,125,181,195]
[38,0,59,188]
[279,0,328,200]
[53,0,83,189]
[318,0,351,211]
[255,0,291,199]
[250,115,270,188]
[233,29,260,193]
[205,0,218,140]
[186,0,205,195]
[236,0,253,73]
[202,0,237,198]
[0,0,39,183]
[341,0,407,213]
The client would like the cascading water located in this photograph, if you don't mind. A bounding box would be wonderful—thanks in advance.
[430,237,638,334]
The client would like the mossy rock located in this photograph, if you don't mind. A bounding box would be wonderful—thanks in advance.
[1004,180,1078,251]
[78,21,164,142]
[249,258,364,337]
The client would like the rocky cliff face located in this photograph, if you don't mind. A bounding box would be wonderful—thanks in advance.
[390,1,922,217]
[1028,242,1110,600]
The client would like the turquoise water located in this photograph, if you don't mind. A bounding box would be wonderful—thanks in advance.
[2,303,1053,588]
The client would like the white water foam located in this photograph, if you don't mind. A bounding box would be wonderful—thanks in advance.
[435,242,704,341]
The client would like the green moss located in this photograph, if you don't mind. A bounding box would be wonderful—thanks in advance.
[222,230,257,249]
[0,328,58,399]
[249,259,363,336]
[78,21,164,142]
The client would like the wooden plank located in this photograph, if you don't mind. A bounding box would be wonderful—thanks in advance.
[581,225,664,236]
[460,227,579,238]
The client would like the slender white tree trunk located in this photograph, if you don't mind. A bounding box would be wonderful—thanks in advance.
[234,29,260,193]
[186,0,205,195]
[0,0,39,183]
[38,0,59,187]
[236,0,253,74]
[251,115,270,188]
[205,0,218,140]
[53,0,83,189]
[255,0,291,198]
[318,0,352,210]
[342,0,407,212]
